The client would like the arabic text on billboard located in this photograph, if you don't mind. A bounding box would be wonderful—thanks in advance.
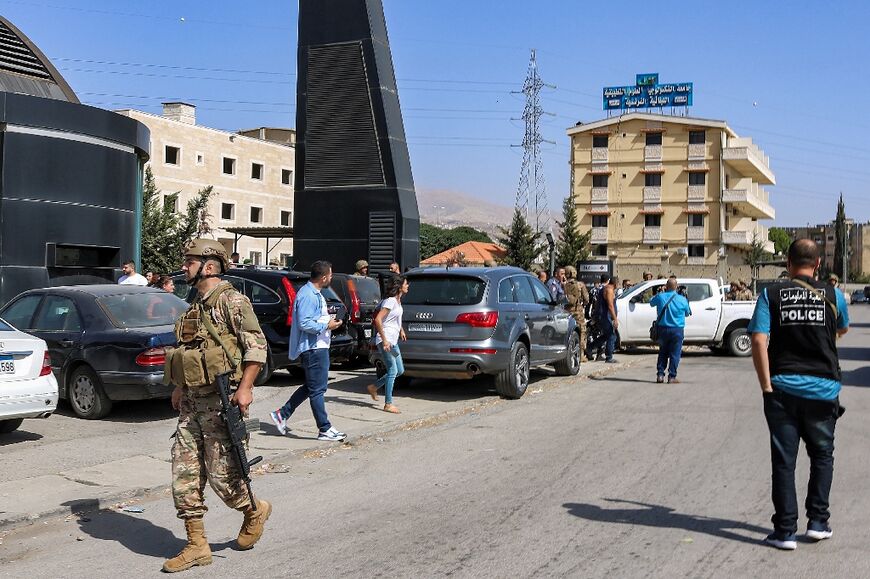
[603,75,693,111]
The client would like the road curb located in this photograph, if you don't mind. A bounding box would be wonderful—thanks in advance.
[0,359,639,531]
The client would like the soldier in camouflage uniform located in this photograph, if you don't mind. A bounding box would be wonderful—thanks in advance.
[736,279,754,301]
[563,266,590,363]
[162,239,270,573]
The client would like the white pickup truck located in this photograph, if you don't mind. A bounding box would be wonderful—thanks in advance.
[615,278,756,356]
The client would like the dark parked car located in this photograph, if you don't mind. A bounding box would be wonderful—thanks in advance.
[172,267,354,383]
[851,290,867,304]
[371,267,581,399]
[0,285,185,419]
[330,273,382,362]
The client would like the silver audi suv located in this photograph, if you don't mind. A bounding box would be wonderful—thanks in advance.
[372,266,581,398]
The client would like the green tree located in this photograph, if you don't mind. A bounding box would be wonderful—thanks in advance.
[554,196,590,267]
[768,227,792,255]
[497,208,544,270]
[419,223,492,259]
[834,193,847,279]
[140,166,216,274]
[744,231,773,292]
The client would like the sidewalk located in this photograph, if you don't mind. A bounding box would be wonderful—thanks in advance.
[0,356,642,530]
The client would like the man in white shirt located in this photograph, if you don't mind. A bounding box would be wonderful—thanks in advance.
[118,260,148,286]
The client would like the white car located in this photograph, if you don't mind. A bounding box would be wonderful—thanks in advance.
[0,318,58,434]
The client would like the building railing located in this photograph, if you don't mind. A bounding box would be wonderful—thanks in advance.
[643,186,661,203]
[687,185,706,201]
[591,187,609,204]
[591,147,608,162]
[686,226,705,241]
[687,143,706,159]
[643,226,662,243]
[644,144,662,161]
[591,227,608,244]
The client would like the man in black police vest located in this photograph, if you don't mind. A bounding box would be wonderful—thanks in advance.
[748,238,849,550]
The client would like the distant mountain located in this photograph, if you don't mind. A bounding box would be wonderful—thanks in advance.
[416,188,560,240]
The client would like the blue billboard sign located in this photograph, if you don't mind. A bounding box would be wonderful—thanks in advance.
[603,74,693,111]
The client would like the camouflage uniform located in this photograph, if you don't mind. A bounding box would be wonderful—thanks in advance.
[563,267,590,362]
[170,281,268,519]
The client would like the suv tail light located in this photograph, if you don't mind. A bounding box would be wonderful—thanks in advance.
[136,347,166,367]
[455,311,499,328]
[39,351,52,376]
[281,277,298,326]
[347,278,361,323]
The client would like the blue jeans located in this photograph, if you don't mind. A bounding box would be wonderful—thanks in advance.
[278,348,331,432]
[656,326,684,379]
[375,343,404,404]
[589,315,616,361]
[763,390,839,535]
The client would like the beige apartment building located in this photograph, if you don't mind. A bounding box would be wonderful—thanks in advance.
[117,103,295,267]
[567,112,776,281]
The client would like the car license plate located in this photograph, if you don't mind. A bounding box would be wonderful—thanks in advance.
[0,356,13,374]
[409,322,442,333]
[364,328,372,338]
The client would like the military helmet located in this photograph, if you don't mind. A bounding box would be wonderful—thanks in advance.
[185,238,230,273]
[355,259,369,271]
[564,265,577,278]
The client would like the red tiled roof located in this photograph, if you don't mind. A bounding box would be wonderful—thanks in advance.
[421,241,506,266]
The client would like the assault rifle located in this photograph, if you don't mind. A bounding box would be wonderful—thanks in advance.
[215,372,263,507]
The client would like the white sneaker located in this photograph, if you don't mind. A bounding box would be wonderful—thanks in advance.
[317,427,347,441]
[270,410,287,436]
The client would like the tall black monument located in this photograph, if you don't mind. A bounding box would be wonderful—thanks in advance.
[294,0,419,273]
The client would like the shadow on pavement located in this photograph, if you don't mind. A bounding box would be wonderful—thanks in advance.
[836,346,870,363]
[562,498,767,546]
[842,365,870,389]
[0,429,42,446]
[62,499,236,559]
[55,399,178,424]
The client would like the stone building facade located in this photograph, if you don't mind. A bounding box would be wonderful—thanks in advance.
[117,103,295,266]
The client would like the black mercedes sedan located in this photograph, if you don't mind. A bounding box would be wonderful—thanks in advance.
[0,285,186,419]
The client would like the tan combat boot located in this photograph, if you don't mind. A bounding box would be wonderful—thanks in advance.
[162,518,212,573]
[237,499,272,550]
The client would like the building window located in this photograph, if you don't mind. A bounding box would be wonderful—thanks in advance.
[251,162,264,180]
[163,194,178,213]
[645,132,662,146]
[594,244,608,257]
[688,244,705,258]
[249,251,262,266]
[280,210,292,227]
[250,206,263,224]
[281,169,293,186]
[645,173,662,187]
[592,134,608,148]
[689,130,705,144]
[592,174,608,187]
[689,214,704,227]
[592,215,608,227]
[221,202,235,221]
[196,152,204,165]
[222,157,236,175]
[645,214,662,227]
[689,172,706,186]
[164,145,180,166]
[279,253,292,268]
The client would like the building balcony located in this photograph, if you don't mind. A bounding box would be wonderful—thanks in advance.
[687,256,706,266]
[687,185,706,201]
[723,137,776,185]
[591,187,609,204]
[643,226,661,244]
[644,144,662,162]
[642,186,661,203]
[591,227,608,244]
[686,226,705,242]
[591,147,608,162]
[722,186,776,220]
[722,224,774,252]
[687,143,706,160]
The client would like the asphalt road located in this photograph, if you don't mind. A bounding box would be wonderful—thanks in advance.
[2,306,869,578]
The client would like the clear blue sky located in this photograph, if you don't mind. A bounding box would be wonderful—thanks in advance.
[3,0,869,226]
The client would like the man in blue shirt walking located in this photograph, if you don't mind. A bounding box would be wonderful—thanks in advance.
[270,261,347,442]
[749,239,849,550]
[649,277,692,383]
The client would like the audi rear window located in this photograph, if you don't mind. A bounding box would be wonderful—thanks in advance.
[403,275,487,306]
[98,293,188,328]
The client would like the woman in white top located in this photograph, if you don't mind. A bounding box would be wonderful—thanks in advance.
[367,275,409,413]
